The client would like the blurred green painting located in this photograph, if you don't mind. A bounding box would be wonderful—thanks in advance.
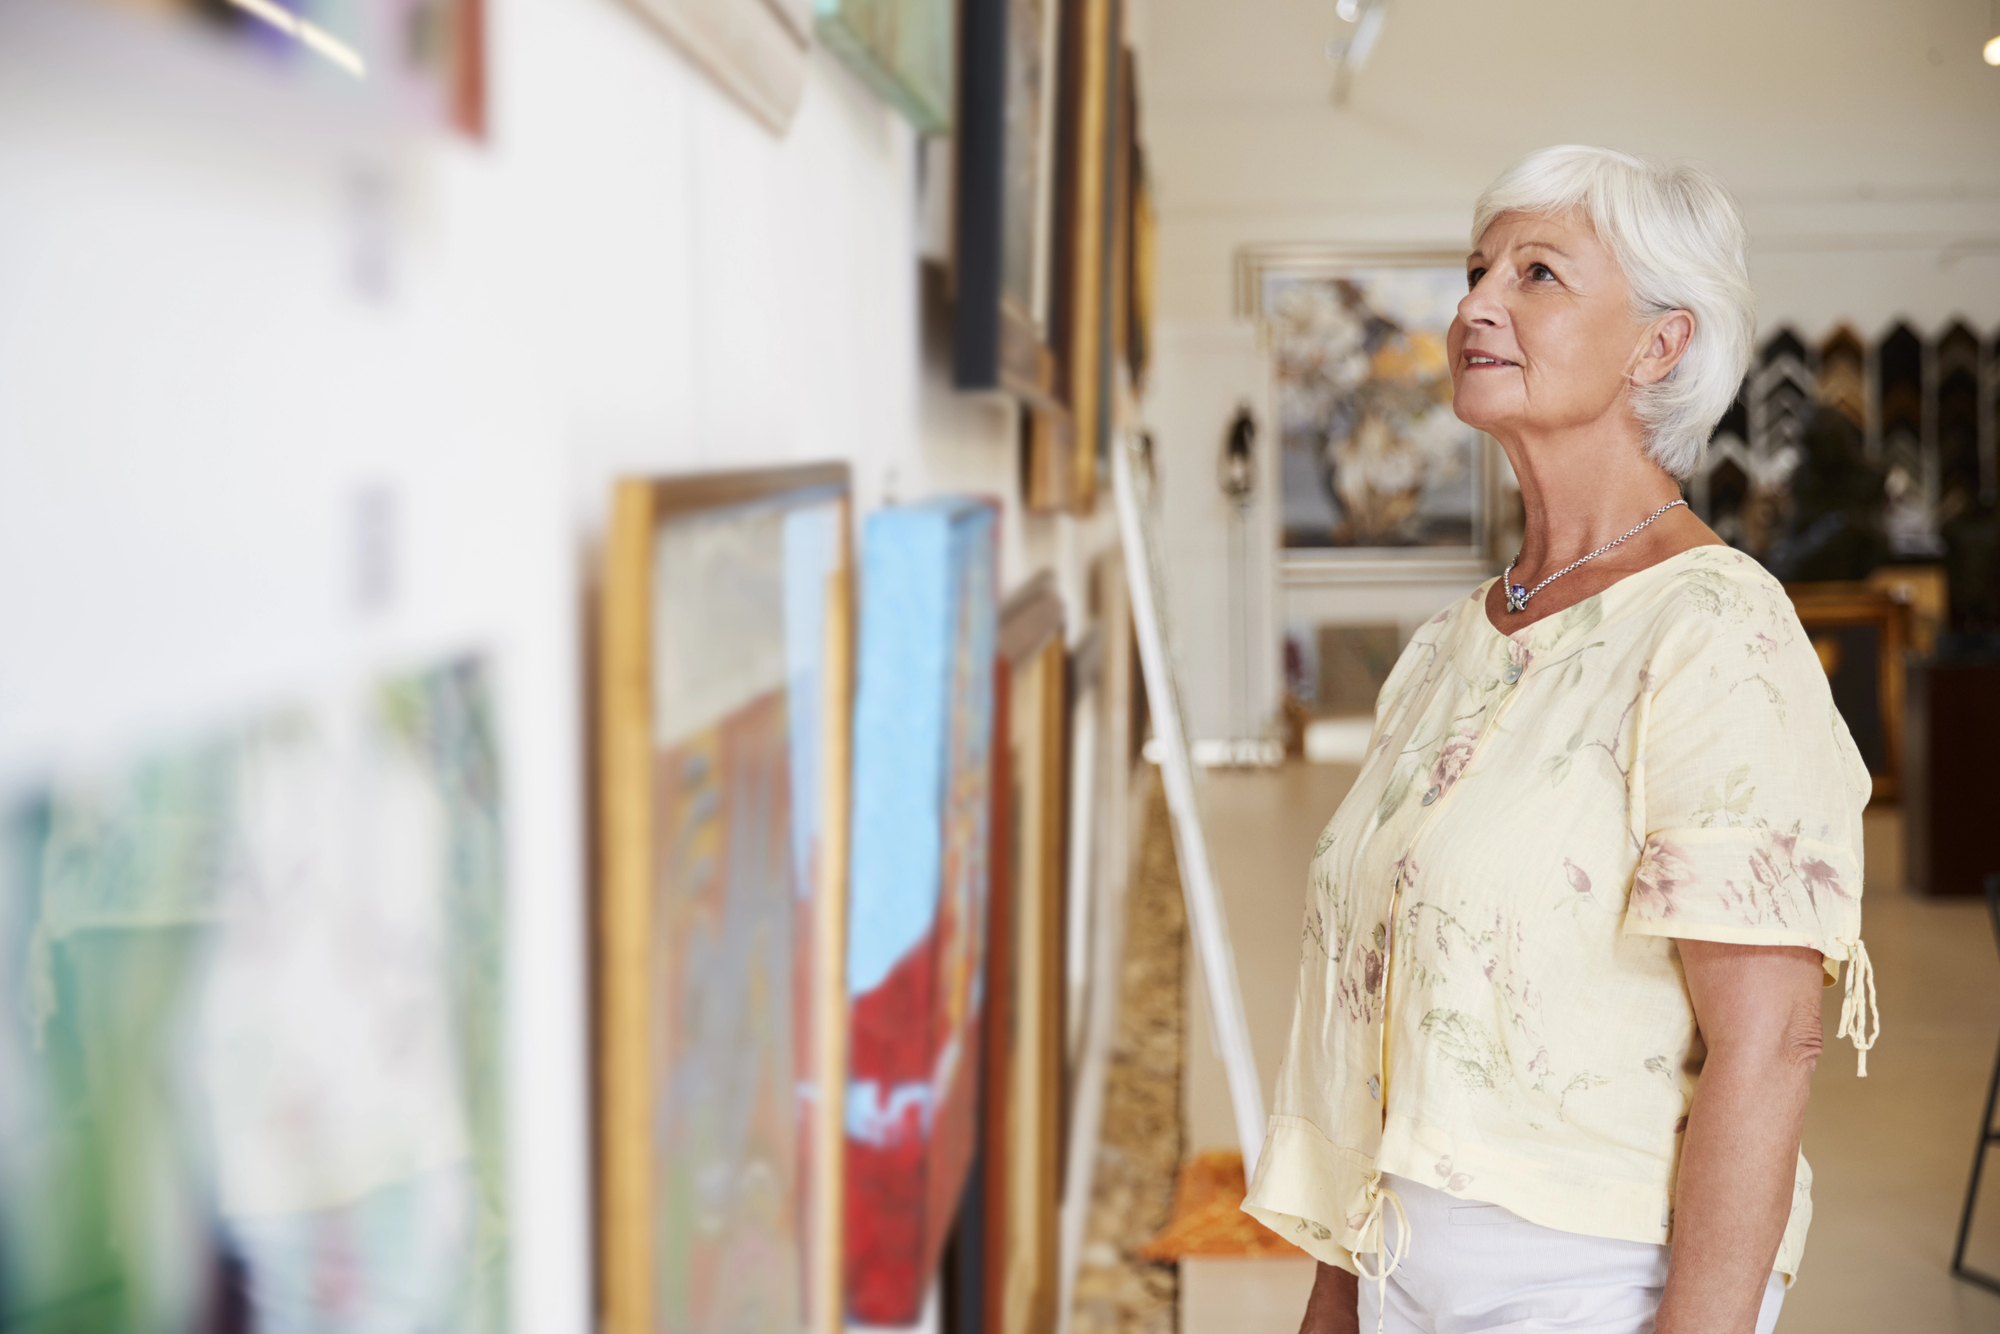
[0,658,506,1334]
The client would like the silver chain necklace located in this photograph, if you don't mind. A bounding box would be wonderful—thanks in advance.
[1502,499,1687,613]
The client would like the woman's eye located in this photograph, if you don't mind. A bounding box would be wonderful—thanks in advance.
[1528,262,1555,281]
[1466,267,1486,290]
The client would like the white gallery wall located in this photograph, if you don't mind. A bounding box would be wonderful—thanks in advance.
[0,1,1113,1326]
[1132,0,2000,733]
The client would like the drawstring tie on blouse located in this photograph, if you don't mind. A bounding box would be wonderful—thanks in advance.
[1351,1175,1410,1334]
[1837,938,1879,1077]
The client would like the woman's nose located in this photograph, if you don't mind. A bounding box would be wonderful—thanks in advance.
[1457,280,1504,328]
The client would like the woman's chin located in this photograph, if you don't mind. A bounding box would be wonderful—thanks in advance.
[1451,394,1516,434]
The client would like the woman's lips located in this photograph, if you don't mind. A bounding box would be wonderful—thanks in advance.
[1463,353,1519,368]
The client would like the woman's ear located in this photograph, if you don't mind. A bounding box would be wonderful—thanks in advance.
[1631,310,1695,386]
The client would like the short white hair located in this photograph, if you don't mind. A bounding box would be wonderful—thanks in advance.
[1471,145,1754,479]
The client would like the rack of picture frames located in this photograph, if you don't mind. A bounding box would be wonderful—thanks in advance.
[596,466,1146,1333]
[1681,321,2000,808]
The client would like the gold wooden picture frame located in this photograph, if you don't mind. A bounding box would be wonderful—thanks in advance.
[598,464,853,1334]
[980,575,1069,1334]
[1024,0,1124,515]
[1786,581,1910,803]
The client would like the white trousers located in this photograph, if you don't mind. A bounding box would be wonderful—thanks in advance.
[1355,1174,1786,1334]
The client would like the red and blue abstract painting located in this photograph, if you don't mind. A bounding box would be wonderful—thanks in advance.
[844,497,1000,1324]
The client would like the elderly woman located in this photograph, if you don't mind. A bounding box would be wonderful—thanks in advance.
[1244,145,1879,1334]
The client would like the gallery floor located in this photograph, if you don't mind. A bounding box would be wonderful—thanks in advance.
[1168,761,2000,1334]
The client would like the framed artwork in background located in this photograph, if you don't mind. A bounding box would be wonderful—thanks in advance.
[1786,581,1909,803]
[1105,45,1136,400]
[953,0,1065,405]
[845,498,1001,1325]
[622,0,812,133]
[1238,247,1495,569]
[0,657,510,1332]
[979,575,1069,1334]
[80,0,485,133]
[1025,0,1123,515]
[598,465,852,1334]
[1126,137,1156,395]
[815,0,955,131]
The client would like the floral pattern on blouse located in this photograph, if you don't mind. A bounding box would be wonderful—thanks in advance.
[1245,546,1872,1286]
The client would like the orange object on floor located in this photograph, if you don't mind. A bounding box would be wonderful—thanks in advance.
[1139,1150,1307,1260]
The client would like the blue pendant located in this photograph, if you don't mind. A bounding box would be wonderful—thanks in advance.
[1506,583,1529,613]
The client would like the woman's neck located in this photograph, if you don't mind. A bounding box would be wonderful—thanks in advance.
[1500,421,1691,580]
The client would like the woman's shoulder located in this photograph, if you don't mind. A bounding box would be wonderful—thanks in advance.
[1632,544,1824,679]
[1633,545,1874,809]
[1638,544,1797,633]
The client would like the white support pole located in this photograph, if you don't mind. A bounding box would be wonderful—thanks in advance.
[1111,436,1267,1177]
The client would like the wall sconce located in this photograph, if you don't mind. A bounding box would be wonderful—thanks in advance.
[1219,403,1256,508]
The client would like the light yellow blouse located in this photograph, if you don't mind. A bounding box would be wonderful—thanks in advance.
[1243,545,1877,1283]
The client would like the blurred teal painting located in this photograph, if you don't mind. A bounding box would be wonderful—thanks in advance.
[0,657,507,1334]
[814,0,955,133]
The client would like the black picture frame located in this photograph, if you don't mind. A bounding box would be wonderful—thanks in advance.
[952,0,1060,404]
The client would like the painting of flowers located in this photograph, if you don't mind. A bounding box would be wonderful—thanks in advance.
[1249,252,1494,557]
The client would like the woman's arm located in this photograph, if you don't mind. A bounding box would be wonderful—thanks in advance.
[1297,1262,1358,1334]
[1656,940,1825,1333]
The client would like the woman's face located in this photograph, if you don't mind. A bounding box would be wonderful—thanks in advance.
[1447,209,1653,442]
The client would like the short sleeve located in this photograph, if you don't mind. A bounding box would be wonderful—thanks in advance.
[1622,578,1872,981]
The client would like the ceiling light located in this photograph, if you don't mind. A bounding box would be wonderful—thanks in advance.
[1336,0,1360,21]
[1985,33,2000,64]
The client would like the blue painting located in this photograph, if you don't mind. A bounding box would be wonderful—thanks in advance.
[844,497,999,1324]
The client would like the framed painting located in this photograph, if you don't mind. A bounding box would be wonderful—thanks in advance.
[953,0,1064,405]
[1786,582,1909,804]
[623,0,811,134]
[598,465,853,1334]
[1024,0,1123,515]
[77,0,485,133]
[977,575,1068,1334]
[816,0,954,131]
[845,497,1000,1324]
[1238,247,1495,566]
[0,657,508,1332]
[1105,45,1136,399]
[1126,139,1156,396]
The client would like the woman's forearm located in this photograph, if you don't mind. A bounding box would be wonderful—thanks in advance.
[1658,940,1824,1333]
[1297,1261,1358,1334]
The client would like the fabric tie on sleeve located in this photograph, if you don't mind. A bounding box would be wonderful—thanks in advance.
[1352,1174,1410,1334]
[1836,938,1879,1077]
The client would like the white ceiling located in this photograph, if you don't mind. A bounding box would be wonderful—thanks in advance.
[1131,0,2000,331]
